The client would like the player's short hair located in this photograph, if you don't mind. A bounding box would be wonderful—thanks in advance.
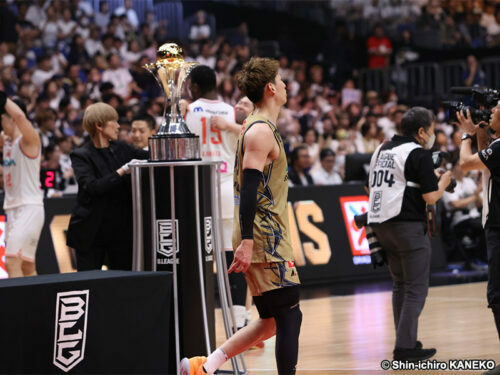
[83,102,118,138]
[132,113,156,131]
[401,106,435,137]
[190,65,216,95]
[236,57,279,104]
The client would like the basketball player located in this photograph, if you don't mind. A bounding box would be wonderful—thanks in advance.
[0,92,44,278]
[210,95,263,333]
[185,66,249,327]
[181,58,302,375]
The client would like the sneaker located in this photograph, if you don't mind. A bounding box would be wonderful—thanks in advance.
[180,356,207,375]
[415,340,422,349]
[483,365,500,374]
[393,347,436,362]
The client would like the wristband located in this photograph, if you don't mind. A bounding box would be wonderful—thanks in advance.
[239,169,262,239]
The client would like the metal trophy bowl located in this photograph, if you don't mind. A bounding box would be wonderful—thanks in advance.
[145,43,200,161]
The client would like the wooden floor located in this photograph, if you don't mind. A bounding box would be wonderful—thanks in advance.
[215,282,499,374]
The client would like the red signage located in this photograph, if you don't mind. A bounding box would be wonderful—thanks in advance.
[339,196,370,260]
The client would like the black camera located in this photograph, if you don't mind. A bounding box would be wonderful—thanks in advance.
[450,86,500,109]
[431,151,456,193]
[442,101,491,123]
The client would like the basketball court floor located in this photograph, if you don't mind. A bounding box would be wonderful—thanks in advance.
[215,282,498,375]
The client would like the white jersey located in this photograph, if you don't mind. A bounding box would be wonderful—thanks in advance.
[368,142,421,224]
[3,135,43,210]
[186,98,238,180]
[186,98,238,220]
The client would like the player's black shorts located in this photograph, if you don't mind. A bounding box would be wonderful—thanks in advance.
[253,285,300,319]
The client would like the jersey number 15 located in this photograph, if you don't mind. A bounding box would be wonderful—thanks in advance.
[201,117,222,145]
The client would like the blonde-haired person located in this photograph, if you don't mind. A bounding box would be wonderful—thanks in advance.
[181,57,302,375]
[66,102,148,271]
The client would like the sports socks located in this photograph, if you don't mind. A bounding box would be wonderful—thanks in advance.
[204,348,228,375]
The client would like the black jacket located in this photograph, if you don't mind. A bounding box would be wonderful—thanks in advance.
[66,141,148,252]
[288,167,314,186]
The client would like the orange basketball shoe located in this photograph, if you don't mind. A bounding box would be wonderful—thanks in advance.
[180,356,208,375]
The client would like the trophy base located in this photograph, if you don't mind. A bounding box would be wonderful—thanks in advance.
[149,134,201,162]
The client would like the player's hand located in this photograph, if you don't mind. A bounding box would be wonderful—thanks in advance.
[211,115,229,131]
[179,99,189,117]
[228,239,253,274]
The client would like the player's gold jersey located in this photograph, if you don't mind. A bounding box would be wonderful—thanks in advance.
[232,114,294,263]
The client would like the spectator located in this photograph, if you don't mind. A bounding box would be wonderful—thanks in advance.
[25,0,49,30]
[288,144,314,186]
[114,0,139,30]
[58,8,77,47]
[463,54,485,87]
[304,128,322,171]
[355,114,380,153]
[32,54,57,90]
[442,161,486,269]
[189,10,212,45]
[102,53,134,99]
[197,42,216,69]
[367,24,393,69]
[95,0,110,32]
[41,5,59,49]
[36,108,60,149]
[312,148,342,185]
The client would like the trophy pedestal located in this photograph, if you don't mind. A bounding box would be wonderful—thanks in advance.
[149,134,201,162]
[130,161,247,375]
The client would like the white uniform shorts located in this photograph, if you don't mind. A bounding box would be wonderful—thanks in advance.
[221,177,235,251]
[5,205,44,262]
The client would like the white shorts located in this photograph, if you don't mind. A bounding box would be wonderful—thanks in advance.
[221,178,234,219]
[222,218,233,251]
[5,205,44,262]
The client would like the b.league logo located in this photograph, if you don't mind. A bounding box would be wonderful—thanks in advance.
[53,290,89,372]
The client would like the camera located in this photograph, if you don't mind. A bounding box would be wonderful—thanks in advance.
[450,86,500,109]
[442,101,491,123]
[432,150,456,193]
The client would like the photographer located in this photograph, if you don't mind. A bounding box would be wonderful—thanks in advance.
[367,107,451,362]
[455,106,500,375]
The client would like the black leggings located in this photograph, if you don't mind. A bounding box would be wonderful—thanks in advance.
[254,286,302,375]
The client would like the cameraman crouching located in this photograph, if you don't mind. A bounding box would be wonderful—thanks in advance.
[456,106,500,375]
[368,107,451,362]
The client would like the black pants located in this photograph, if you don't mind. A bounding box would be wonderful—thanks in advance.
[76,235,132,271]
[373,221,431,349]
[486,226,500,308]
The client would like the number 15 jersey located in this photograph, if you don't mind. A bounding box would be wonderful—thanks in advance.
[186,98,238,219]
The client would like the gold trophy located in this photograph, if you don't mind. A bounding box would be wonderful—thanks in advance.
[145,43,200,161]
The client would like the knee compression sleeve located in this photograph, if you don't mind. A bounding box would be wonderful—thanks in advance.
[275,302,302,375]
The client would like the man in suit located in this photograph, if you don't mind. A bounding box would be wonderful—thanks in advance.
[66,102,148,271]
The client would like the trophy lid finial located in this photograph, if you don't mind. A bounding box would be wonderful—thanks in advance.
[156,43,184,63]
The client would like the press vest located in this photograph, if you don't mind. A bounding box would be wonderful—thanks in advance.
[368,141,421,224]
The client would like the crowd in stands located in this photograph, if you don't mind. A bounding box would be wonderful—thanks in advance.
[0,0,493,268]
